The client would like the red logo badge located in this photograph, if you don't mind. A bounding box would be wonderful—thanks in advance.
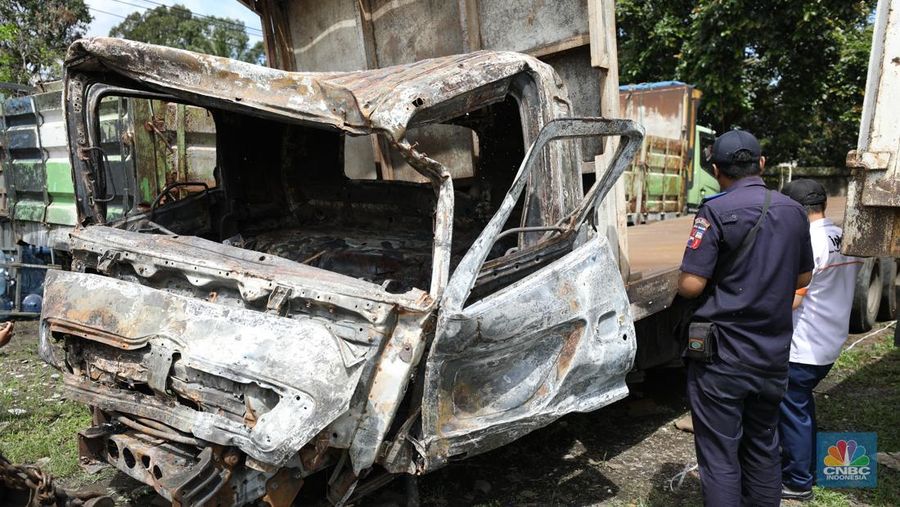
[687,217,711,250]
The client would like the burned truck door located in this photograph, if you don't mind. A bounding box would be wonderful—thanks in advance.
[420,119,644,469]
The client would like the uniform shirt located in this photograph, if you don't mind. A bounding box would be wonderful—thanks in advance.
[791,219,862,365]
[681,176,814,375]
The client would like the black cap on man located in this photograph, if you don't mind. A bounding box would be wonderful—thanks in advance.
[782,179,827,208]
[709,129,764,180]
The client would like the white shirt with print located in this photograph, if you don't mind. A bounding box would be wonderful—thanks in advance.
[791,218,863,365]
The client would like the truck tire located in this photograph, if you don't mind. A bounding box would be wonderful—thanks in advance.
[850,257,882,333]
[877,258,898,321]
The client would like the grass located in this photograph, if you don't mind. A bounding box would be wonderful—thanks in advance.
[0,325,92,481]
[805,327,900,506]
[617,327,900,507]
[819,329,900,451]
[832,325,896,372]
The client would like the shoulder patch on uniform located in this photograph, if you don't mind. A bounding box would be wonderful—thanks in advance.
[687,217,711,250]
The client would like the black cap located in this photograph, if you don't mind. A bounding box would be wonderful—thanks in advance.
[782,179,827,206]
[711,129,761,165]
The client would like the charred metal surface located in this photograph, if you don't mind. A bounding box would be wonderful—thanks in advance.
[46,38,644,505]
[843,150,900,256]
[421,118,642,470]
[43,269,371,466]
[841,0,900,257]
[65,38,558,145]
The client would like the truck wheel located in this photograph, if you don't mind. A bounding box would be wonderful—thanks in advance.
[850,258,882,333]
[877,258,898,321]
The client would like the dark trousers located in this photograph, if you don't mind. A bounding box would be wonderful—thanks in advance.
[778,361,834,491]
[687,359,788,507]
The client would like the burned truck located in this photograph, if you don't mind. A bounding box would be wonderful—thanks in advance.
[39,38,642,505]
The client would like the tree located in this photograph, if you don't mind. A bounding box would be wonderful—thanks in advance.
[617,0,876,167]
[0,0,91,85]
[109,4,264,65]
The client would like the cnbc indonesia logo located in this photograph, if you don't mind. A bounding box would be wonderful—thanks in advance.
[822,439,870,480]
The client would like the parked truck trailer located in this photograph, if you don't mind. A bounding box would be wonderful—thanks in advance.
[838,0,900,335]
[619,81,719,224]
[0,85,217,316]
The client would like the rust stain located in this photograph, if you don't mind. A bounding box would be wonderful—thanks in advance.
[262,468,303,507]
[556,326,585,380]
[243,397,258,428]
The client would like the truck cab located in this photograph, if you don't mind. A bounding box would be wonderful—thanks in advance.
[687,125,719,210]
[41,38,642,504]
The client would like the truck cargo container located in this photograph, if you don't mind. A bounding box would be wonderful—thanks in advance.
[619,81,718,224]
[839,0,900,338]
[0,86,216,315]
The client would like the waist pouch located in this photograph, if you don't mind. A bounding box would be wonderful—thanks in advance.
[684,321,717,363]
[677,191,772,364]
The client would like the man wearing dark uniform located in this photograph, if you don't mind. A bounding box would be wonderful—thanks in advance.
[678,129,814,506]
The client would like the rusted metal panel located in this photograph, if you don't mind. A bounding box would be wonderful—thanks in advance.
[619,82,698,217]
[541,47,603,163]
[385,124,477,182]
[67,225,430,310]
[66,38,553,145]
[626,267,680,322]
[475,0,589,54]
[842,0,900,256]
[619,84,692,140]
[368,0,465,66]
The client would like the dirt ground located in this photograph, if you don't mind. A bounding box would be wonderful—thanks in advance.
[1,319,898,506]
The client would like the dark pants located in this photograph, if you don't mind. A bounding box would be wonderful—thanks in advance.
[687,359,788,507]
[778,361,834,491]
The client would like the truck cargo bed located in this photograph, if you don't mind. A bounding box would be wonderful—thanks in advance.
[627,195,846,277]
[624,195,847,323]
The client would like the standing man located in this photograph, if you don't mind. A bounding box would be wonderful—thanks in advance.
[779,179,863,501]
[678,129,814,506]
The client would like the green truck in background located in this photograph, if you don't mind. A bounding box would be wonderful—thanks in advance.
[0,83,215,315]
[619,81,719,224]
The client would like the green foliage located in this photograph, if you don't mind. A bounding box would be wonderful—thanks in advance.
[617,0,876,167]
[109,4,265,65]
[0,0,91,85]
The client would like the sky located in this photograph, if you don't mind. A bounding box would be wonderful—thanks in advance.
[83,0,264,40]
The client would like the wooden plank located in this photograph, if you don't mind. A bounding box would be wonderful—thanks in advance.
[587,0,609,69]
[256,0,279,68]
[594,0,627,276]
[355,0,379,69]
[626,267,679,322]
[525,33,590,59]
[257,0,295,71]
[374,137,396,181]
[458,0,482,52]
[272,1,296,71]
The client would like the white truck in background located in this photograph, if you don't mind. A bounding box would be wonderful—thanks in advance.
[841,0,900,339]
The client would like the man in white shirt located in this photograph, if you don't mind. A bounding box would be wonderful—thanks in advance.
[779,179,863,501]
